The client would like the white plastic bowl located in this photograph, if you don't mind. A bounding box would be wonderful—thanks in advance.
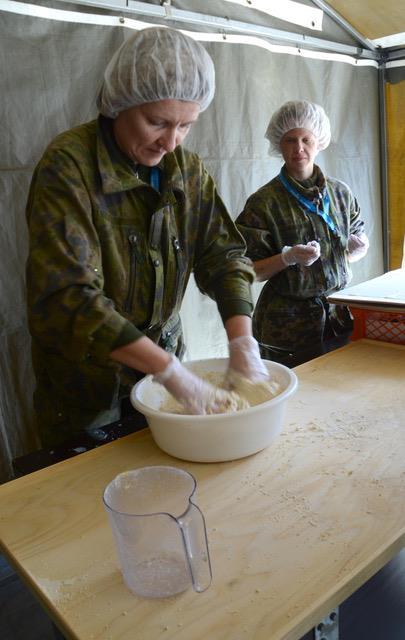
[130,358,298,463]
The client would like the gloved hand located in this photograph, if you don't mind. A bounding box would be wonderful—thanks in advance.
[225,336,281,406]
[347,232,369,262]
[227,335,269,383]
[281,240,321,267]
[153,355,247,414]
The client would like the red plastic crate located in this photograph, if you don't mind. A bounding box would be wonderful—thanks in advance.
[351,308,405,344]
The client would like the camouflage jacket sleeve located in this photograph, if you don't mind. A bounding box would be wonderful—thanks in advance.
[188,160,255,321]
[333,178,365,237]
[26,141,139,365]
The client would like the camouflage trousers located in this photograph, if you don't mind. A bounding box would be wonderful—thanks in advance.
[253,294,353,368]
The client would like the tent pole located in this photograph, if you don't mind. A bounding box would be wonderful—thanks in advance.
[36,0,376,60]
[310,0,377,52]
[378,60,390,272]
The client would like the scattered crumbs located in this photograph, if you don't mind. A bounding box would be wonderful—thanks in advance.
[320,531,332,540]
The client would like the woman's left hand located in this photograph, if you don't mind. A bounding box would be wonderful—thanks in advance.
[347,232,369,262]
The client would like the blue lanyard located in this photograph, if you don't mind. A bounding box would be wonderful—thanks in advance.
[278,171,336,232]
[150,166,161,192]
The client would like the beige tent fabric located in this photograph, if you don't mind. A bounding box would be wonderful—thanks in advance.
[327,0,405,40]
[403,237,405,268]
[386,81,405,269]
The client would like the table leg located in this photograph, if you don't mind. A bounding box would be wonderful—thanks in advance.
[314,608,339,639]
[52,622,66,639]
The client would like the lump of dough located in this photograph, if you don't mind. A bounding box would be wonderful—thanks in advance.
[159,369,281,414]
[203,387,250,414]
[160,386,249,414]
[226,371,282,407]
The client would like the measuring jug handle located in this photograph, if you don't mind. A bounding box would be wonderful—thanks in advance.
[178,502,212,592]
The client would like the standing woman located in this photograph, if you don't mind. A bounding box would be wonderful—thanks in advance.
[26,27,268,448]
[236,100,369,367]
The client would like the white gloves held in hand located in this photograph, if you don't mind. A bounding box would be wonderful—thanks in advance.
[153,355,246,415]
[281,240,321,267]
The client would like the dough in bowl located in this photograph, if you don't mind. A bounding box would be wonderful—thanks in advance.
[160,371,281,414]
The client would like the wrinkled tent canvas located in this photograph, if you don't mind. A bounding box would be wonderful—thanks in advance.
[0,0,404,480]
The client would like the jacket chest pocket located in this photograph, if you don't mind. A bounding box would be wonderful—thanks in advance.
[124,231,143,313]
[147,206,188,331]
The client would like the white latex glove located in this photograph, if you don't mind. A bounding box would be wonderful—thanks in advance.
[227,335,269,383]
[347,232,369,262]
[281,240,321,267]
[153,355,247,414]
[226,336,282,405]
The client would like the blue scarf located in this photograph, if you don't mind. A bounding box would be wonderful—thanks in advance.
[150,166,161,191]
[278,171,336,233]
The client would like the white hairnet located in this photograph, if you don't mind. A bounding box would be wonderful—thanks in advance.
[265,100,331,155]
[98,27,215,118]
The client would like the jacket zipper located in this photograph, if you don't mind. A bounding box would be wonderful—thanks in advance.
[172,237,184,309]
[125,232,138,312]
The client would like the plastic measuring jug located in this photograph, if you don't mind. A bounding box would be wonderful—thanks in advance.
[103,465,212,597]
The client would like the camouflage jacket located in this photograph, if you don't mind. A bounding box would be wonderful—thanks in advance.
[236,165,365,352]
[26,116,254,440]
[236,164,364,299]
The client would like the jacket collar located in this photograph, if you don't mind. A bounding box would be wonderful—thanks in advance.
[281,163,326,198]
[96,115,186,199]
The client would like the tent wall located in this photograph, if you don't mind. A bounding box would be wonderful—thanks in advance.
[0,7,383,481]
[386,80,405,269]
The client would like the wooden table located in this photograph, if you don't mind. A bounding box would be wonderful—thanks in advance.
[1,340,405,640]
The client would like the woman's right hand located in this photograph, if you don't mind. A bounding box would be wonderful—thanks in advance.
[153,355,246,414]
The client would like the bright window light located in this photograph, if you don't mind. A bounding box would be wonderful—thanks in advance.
[222,0,323,31]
